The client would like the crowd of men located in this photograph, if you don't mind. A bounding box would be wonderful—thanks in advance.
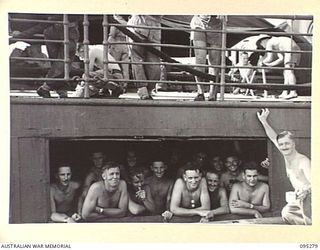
[50,109,311,225]
[10,15,303,100]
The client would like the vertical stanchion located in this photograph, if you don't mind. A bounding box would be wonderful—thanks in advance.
[219,15,227,101]
[83,14,90,98]
[102,15,110,81]
[63,14,70,83]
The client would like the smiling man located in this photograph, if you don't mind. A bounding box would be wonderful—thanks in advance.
[220,155,243,195]
[229,163,270,218]
[170,163,210,218]
[202,170,229,221]
[145,161,174,217]
[257,108,311,225]
[81,161,128,221]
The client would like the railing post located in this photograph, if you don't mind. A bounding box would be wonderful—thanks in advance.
[63,14,70,82]
[102,15,110,81]
[83,14,90,98]
[219,15,227,101]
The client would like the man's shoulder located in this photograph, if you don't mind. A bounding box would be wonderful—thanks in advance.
[118,179,127,189]
[50,183,58,192]
[218,187,227,194]
[70,181,81,190]
[257,181,269,190]
[174,178,184,187]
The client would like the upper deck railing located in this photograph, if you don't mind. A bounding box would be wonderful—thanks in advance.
[9,14,313,101]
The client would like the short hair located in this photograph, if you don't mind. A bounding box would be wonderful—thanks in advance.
[240,51,249,57]
[129,167,145,180]
[183,162,201,174]
[55,163,71,172]
[102,161,120,172]
[242,161,259,173]
[205,169,221,179]
[276,131,295,141]
[151,160,166,166]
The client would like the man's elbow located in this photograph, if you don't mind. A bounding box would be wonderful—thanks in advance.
[224,205,230,214]
[118,208,127,217]
[169,205,178,215]
[229,205,237,214]
[81,210,90,220]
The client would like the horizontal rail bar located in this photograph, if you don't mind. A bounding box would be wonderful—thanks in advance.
[110,23,313,37]
[10,56,63,62]
[9,18,64,24]
[9,37,62,43]
[10,76,311,91]
[108,41,313,54]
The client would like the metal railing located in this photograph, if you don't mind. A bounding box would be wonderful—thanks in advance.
[9,14,313,100]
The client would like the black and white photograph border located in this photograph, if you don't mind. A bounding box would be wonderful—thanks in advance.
[1,0,320,245]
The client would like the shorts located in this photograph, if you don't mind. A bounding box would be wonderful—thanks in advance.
[192,24,222,47]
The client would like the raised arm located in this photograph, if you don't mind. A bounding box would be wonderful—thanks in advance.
[257,108,279,149]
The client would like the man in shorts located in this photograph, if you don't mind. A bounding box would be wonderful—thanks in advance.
[190,15,223,101]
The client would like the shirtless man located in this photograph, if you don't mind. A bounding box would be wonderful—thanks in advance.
[75,44,124,97]
[78,151,106,213]
[257,108,311,225]
[220,155,243,195]
[229,164,270,218]
[261,36,301,99]
[229,52,256,96]
[81,161,128,221]
[50,165,81,223]
[127,169,156,215]
[144,161,174,220]
[202,170,229,221]
[170,163,210,218]
[207,155,225,175]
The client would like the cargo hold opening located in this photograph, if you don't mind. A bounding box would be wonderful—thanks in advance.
[49,137,268,182]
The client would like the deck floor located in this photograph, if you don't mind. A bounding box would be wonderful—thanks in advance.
[10,90,311,103]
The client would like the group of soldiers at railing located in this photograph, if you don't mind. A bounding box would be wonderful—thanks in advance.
[9,14,312,100]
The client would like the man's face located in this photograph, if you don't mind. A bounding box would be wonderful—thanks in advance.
[151,161,167,178]
[243,169,258,187]
[92,152,105,169]
[131,174,144,191]
[195,152,207,167]
[277,136,296,156]
[241,54,249,65]
[206,172,220,192]
[127,151,137,167]
[103,167,120,188]
[57,166,72,187]
[184,170,201,191]
[225,156,240,172]
[211,156,223,171]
